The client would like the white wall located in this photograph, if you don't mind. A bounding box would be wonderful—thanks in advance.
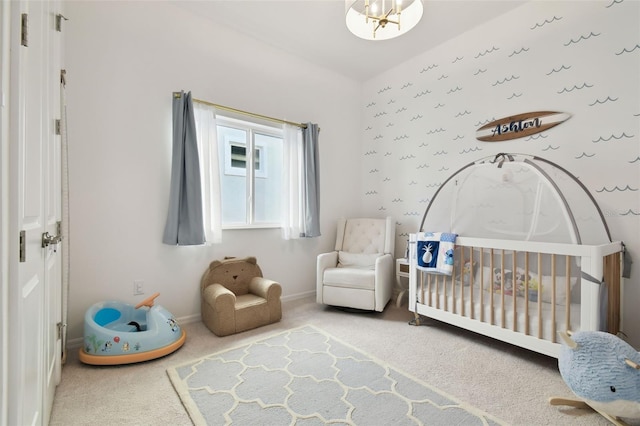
[64,1,364,340]
[361,1,640,346]
[65,0,640,348]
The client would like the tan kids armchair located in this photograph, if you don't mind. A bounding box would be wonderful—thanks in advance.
[201,256,282,337]
[317,217,395,312]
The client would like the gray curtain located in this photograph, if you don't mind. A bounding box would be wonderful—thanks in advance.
[302,122,321,237]
[162,91,205,245]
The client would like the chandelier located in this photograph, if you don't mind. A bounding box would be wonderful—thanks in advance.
[345,0,424,40]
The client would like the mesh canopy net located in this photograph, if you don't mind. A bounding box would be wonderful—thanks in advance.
[420,153,612,245]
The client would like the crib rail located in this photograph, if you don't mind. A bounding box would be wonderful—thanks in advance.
[416,246,576,343]
[408,235,622,358]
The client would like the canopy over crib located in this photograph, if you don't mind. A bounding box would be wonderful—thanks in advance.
[420,153,612,245]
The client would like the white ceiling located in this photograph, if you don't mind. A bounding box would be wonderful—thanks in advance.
[171,0,528,81]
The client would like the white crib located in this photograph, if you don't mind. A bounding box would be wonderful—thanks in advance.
[408,234,623,358]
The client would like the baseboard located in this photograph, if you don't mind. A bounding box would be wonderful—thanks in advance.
[65,290,317,350]
[282,290,315,302]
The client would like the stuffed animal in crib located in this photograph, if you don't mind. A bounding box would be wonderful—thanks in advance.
[492,268,514,294]
[444,249,454,265]
[551,330,640,423]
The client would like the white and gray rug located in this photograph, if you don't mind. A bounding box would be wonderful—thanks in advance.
[167,325,505,425]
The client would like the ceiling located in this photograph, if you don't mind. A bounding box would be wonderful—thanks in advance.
[171,1,528,81]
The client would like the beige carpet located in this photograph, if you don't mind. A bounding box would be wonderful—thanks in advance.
[50,296,615,425]
[167,324,505,425]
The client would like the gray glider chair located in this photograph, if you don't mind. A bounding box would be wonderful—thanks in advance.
[317,217,395,312]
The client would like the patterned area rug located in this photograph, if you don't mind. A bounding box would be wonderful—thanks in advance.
[167,325,504,425]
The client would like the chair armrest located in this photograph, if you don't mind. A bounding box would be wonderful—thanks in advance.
[374,253,394,311]
[203,283,236,308]
[249,277,282,301]
[375,252,393,269]
[374,253,394,282]
[317,251,339,304]
[317,251,338,273]
[201,283,236,337]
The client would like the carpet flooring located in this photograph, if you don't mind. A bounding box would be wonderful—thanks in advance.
[50,296,618,425]
[167,325,504,425]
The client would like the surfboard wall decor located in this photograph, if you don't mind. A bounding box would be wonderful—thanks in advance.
[476,111,571,142]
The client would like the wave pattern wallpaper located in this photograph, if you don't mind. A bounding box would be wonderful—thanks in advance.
[360,1,639,344]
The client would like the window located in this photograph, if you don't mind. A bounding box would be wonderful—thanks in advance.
[193,101,313,241]
[217,117,283,228]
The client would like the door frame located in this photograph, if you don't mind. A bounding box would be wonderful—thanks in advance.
[0,0,11,424]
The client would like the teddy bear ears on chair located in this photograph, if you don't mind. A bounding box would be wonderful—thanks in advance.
[208,256,258,270]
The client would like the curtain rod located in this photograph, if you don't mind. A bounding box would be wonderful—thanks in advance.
[182,94,307,129]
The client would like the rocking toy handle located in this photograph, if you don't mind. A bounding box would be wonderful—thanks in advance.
[135,292,160,309]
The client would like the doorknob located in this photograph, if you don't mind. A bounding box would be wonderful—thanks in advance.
[42,231,62,248]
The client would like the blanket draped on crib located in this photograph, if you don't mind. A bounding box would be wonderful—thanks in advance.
[416,232,458,275]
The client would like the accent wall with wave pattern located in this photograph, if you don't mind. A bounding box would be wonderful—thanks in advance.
[360,0,640,346]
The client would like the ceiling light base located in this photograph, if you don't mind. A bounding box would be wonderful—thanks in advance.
[346,0,423,41]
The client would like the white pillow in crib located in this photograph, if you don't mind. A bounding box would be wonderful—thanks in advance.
[513,268,577,305]
[337,251,381,269]
[538,274,578,305]
[474,266,490,290]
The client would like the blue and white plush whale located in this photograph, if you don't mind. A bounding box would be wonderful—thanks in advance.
[558,330,640,419]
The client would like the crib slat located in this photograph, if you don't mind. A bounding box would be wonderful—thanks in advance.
[537,253,543,339]
[512,250,517,332]
[428,272,431,307]
[500,250,506,329]
[479,249,484,323]
[551,255,557,343]
[450,263,456,315]
[458,247,464,317]
[565,255,571,332]
[524,252,530,336]
[489,249,496,324]
[469,248,475,320]
[420,270,425,306]
[436,275,449,311]
[435,273,439,310]
[430,273,434,308]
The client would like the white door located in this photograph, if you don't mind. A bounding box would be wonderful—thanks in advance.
[8,0,63,424]
[43,0,63,420]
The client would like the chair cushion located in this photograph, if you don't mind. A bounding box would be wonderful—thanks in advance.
[338,251,381,269]
[323,268,375,290]
[235,293,268,309]
[234,294,270,334]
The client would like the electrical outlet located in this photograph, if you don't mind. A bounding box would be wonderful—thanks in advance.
[133,280,144,295]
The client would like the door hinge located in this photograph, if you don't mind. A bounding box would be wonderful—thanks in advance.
[19,230,26,262]
[55,14,68,32]
[56,322,66,340]
[21,13,28,47]
[55,119,61,135]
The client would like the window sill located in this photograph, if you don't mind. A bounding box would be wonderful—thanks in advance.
[222,224,281,231]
